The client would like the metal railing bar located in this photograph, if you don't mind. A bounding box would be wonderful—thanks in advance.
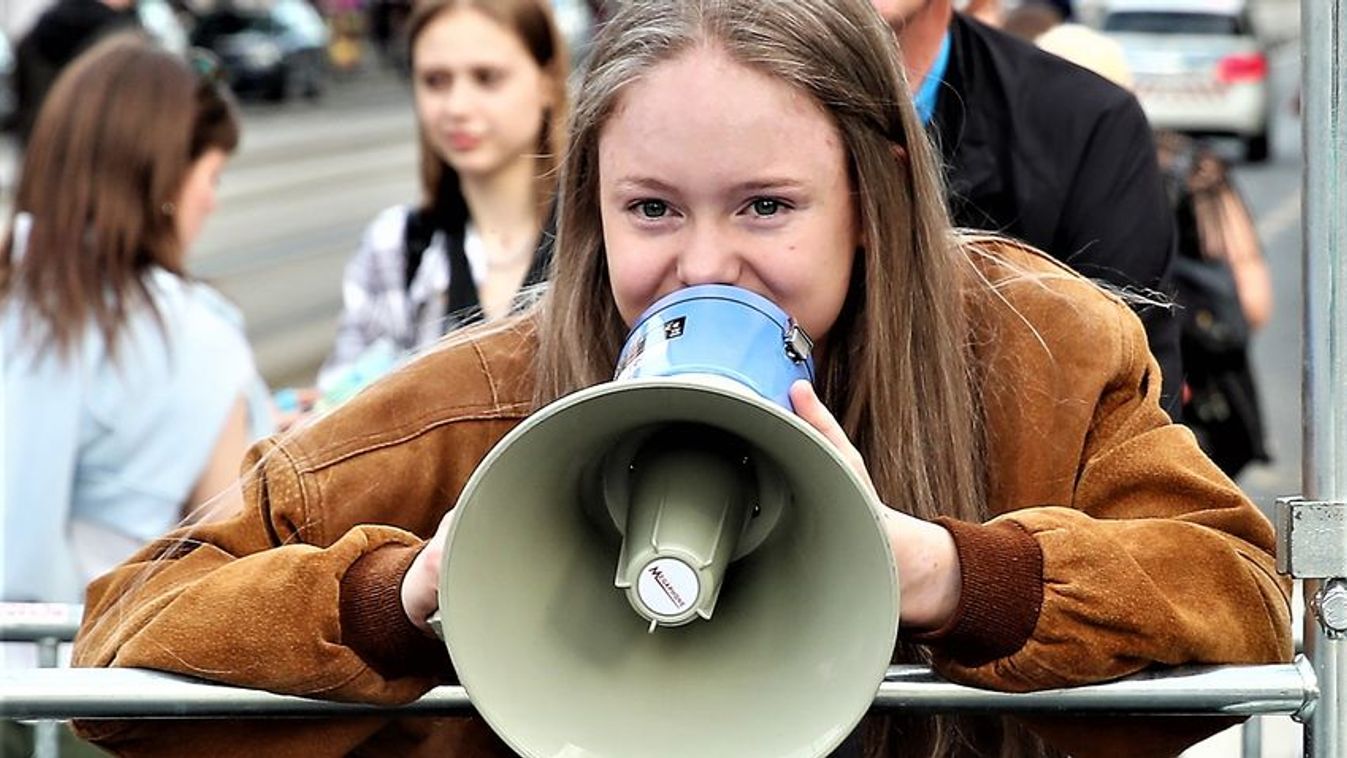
[0,604,83,643]
[1,659,1316,721]
[873,659,1316,716]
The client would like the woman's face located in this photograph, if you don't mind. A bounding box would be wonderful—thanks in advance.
[174,148,228,251]
[413,7,552,180]
[598,47,858,345]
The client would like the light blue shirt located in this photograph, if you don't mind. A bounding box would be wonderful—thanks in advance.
[2,218,274,602]
[914,30,952,125]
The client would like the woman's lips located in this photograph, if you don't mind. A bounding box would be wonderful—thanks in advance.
[447,132,482,151]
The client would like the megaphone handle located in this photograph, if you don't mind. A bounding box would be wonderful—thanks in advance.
[426,609,445,641]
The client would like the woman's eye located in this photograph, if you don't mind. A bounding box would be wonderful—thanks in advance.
[750,198,783,217]
[474,68,505,87]
[636,200,669,219]
[420,71,450,90]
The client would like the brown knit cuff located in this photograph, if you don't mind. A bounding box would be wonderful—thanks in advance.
[339,544,452,681]
[905,517,1044,667]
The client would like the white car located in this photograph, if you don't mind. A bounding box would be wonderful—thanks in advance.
[138,0,189,55]
[1101,0,1271,162]
[551,0,596,66]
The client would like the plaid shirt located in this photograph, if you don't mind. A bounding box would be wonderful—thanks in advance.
[318,205,456,390]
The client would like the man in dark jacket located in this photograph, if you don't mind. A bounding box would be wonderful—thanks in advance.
[13,0,139,143]
[872,0,1182,415]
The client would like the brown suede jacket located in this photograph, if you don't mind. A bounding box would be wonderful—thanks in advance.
[72,241,1292,757]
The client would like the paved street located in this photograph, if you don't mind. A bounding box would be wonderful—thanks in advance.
[1227,40,1304,516]
[1181,36,1305,758]
[192,66,419,388]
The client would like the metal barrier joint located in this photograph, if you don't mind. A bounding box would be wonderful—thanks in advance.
[1275,497,1347,578]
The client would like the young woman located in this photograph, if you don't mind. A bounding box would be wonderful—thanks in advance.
[73,2,1290,756]
[1,35,273,605]
[316,0,568,396]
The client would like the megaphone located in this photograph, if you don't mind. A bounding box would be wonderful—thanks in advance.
[438,285,899,758]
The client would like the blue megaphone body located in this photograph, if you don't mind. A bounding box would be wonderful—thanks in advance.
[613,284,816,411]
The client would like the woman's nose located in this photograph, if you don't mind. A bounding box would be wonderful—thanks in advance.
[444,83,475,117]
[676,224,741,286]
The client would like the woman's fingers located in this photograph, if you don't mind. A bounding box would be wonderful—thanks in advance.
[790,380,842,442]
[401,508,456,635]
[789,380,873,493]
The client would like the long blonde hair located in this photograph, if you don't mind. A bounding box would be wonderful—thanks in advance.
[536,0,985,536]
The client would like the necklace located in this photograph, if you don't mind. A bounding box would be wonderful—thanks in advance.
[486,240,535,269]
[467,223,536,270]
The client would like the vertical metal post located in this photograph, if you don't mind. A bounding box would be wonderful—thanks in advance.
[1300,1,1347,757]
[1240,716,1262,758]
[34,637,61,758]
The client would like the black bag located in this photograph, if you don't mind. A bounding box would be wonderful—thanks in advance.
[1173,254,1269,478]
[1162,133,1270,478]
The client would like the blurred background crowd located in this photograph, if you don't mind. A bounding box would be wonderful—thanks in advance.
[0,0,1311,755]
[0,0,1302,410]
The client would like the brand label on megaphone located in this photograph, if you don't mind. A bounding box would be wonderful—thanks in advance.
[637,558,700,617]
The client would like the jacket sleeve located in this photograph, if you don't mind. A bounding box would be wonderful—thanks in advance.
[922,298,1292,692]
[71,437,450,706]
[67,324,537,755]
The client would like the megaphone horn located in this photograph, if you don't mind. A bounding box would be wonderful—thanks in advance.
[439,284,899,758]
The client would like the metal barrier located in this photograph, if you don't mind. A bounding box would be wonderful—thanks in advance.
[3,1,1346,757]
[0,609,1320,723]
[0,603,1320,757]
[0,660,1320,720]
[2,603,79,758]
[0,606,1320,758]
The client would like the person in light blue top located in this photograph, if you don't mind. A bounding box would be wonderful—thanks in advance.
[0,35,274,605]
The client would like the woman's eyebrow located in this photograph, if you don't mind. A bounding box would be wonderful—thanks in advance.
[415,57,512,71]
[730,178,807,193]
[611,176,680,194]
[611,177,807,194]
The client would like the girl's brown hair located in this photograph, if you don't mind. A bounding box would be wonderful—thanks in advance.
[0,33,240,362]
[530,0,1055,755]
[405,0,569,227]
[538,0,984,545]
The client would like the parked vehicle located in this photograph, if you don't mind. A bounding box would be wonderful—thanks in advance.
[551,0,595,65]
[191,0,329,102]
[1101,0,1271,162]
[0,33,13,130]
[138,0,189,55]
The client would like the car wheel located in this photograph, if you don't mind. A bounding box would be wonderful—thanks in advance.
[302,56,325,101]
[264,68,289,102]
[1244,131,1270,163]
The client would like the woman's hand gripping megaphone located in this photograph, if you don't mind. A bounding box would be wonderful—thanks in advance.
[788,379,963,632]
[402,506,456,636]
[398,377,964,638]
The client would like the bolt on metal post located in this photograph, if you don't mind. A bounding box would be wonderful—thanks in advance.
[1311,580,1347,640]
